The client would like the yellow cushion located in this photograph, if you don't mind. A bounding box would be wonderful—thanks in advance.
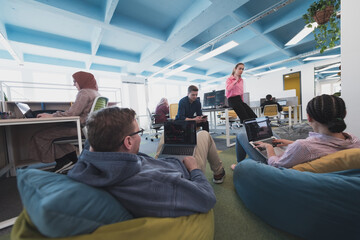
[291,148,360,173]
[11,209,214,240]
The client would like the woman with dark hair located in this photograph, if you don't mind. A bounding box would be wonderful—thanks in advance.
[226,63,257,123]
[29,71,100,172]
[232,94,360,169]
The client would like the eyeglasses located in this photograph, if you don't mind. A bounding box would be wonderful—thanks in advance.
[238,68,245,70]
[119,128,144,146]
[129,128,144,137]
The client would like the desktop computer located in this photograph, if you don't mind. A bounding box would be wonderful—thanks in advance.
[203,91,216,108]
[215,89,229,108]
[215,90,225,107]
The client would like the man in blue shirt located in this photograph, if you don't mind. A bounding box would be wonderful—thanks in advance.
[175,85,209,132]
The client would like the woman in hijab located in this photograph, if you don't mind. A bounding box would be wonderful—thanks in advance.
[30,71,100,172]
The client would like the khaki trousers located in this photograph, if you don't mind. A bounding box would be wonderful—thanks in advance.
[155,130,223,175]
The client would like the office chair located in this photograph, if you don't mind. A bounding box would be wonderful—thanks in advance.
[262,104,281,127]
[169,103,178,120]
[220,110,241,129]
[145,108,163,141]
[53,96,109,146]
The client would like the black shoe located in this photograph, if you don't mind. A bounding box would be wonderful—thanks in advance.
[213,168,225,184]
[55,161,76,174]
[53,151,77,172]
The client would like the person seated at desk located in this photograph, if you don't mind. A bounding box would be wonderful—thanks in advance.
[154,97,169,124]
[176,85,209,132]
[68,107,218,217]
[231,94,360,170]
[29,71,100,172]
[260,94,282,113]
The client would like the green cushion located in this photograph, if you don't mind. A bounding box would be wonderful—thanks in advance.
[16,169,133,238]
[11,209,214,240]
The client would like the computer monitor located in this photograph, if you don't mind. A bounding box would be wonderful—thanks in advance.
[215,90,226,107]
[260,98,266,105]
[203,91,216,108]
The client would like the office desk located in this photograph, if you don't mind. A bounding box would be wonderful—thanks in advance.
[203,108,235,147]
[285,105,302,126]
[0,117,82,177]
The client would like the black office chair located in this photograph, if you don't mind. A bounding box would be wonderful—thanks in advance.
[145,108,163,141]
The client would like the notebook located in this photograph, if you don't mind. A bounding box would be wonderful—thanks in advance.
[243,117,284,158]
[158,120,197,161]
[15,102,36,118]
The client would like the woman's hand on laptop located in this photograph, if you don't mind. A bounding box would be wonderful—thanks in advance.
[272,139,294,147]
[183,156,199,172]
[255,142,276,158]
[37,113,53,118]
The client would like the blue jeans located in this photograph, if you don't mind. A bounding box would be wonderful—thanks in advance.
[235,127,267,164]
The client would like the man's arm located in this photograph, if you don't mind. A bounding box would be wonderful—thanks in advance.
[196,100,203,116]
[175,169,216,214]
[176,99,186,120]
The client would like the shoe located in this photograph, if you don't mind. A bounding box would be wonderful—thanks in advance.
[53,151,78,173]
[55,161,76,174]
[213,168,225,184]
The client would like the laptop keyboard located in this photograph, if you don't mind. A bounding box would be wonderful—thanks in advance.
[162,146,194,156]
[261,138,274,144]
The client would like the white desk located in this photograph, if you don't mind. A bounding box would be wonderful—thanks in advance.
[251,106,262,117]
[0,116,82,177]
[287,105,302,126]
[203,108,236,147]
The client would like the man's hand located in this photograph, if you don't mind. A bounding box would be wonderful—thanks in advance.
[182,156,199,172]
[37,113,54,118]
[193,116,203,123]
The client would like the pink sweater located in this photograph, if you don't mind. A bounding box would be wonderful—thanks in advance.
[268,132,360,168]
[226,75,243,100]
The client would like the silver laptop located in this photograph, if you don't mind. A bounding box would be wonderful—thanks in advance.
[15,102,36,118]
[244,117,284,158]
[158,120,197,161]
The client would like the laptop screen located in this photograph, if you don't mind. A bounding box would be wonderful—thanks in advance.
[164,120,197,145]
[15,102,31,115]
[277,100,287,106]
[244,117,273,142]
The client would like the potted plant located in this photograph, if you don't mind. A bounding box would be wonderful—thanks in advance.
[303,0,341,53]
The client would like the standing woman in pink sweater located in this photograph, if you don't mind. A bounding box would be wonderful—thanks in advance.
[226,63,257,123]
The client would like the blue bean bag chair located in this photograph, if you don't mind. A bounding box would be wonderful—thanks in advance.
[233,159,360,240]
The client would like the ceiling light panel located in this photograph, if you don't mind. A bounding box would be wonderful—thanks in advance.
[196,41,239,62]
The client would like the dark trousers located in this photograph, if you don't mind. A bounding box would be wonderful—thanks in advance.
[228,95,257,123]
[197,121,209,132]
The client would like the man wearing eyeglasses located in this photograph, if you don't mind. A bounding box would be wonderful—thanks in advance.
[68,107,216,218]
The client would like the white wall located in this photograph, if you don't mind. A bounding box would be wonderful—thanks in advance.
[341,1,360,137]
[244,57,340,119]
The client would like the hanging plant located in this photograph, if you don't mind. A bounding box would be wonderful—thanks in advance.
[303,0,341,53]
